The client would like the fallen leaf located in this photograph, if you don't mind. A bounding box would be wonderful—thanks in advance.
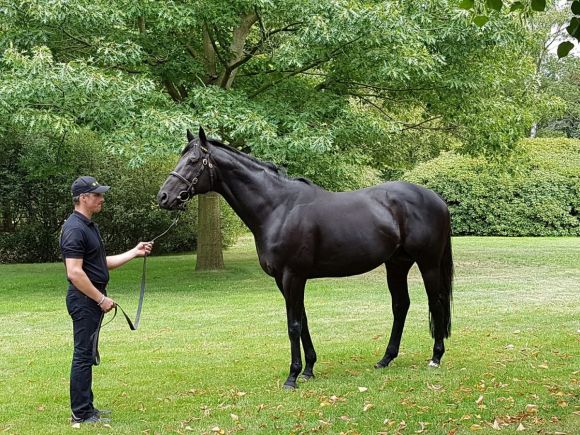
[516,423,525,431]
[558,400,568,407]
[358,386,368,392]
[427,382,444,391]
[470,424,482,431]
[230,413,239,421]
[538,363,549,369]
[236,391,247,397]
[416,421,430,433]
[71,423,81,429]
[384,418,397,426]
[525,404,538,414]
[36,405,45,412]
[363,403,374,412]
[184,426,193,431]
[103,424,111,429]
[492,419,501,430]
[476,395,484,406]
[340,415,351,421]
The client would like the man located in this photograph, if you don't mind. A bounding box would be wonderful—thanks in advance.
[60,176,152,425]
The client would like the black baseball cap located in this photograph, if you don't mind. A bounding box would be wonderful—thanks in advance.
[71,176,111,197]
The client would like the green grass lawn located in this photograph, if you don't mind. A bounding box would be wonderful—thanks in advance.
[0,236,578,434]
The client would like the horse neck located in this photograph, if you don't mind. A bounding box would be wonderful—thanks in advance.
[210,146,298,235]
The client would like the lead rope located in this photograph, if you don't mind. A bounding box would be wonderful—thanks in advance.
[115,214,181,329]
[91,214,181,364]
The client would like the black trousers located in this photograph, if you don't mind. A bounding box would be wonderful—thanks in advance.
[66,286,105,419]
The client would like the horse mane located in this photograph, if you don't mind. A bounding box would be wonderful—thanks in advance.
[208,139,315,186]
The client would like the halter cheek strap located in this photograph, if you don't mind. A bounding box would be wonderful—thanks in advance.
[170,149,215,201]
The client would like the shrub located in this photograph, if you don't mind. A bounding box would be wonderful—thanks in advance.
[403,138,580,236]
[0,133,244,263]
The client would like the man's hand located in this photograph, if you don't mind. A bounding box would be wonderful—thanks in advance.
[99,296,116,313]
[133,241,153,258]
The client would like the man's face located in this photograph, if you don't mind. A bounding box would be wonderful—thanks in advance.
[81,192,105,213]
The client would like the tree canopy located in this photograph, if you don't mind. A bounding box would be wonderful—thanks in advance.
[1,0,573,264]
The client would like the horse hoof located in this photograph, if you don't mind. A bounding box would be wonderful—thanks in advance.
[374,360,390,369]
[300,374,314,382]
[283,382,297,390]
[428,360,440,368]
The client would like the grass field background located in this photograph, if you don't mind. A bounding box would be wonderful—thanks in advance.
[0,235,578,434]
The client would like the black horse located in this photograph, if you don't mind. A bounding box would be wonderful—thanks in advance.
[158,128,453,389]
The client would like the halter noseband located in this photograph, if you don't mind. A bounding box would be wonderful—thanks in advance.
[170,146,215,203]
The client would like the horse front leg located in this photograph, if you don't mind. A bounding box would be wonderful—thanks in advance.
[279,272,306,389]
[300,309,317,381]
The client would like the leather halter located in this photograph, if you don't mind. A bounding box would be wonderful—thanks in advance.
[170,146,215,202]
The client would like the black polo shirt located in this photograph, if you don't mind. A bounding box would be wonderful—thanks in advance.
[60,211,109,286]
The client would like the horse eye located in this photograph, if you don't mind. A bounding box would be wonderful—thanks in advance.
[178,191,190,201]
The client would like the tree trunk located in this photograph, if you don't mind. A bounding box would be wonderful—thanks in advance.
[194,12,258,270]
[195,192,224,270]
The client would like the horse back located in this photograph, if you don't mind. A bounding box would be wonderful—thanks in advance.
[255,180,449,278]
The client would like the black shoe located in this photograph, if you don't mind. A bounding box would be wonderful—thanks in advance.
[71,414,111,425]
[94,408,112,416]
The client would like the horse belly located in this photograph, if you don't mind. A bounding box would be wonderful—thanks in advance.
[310,226,398,278]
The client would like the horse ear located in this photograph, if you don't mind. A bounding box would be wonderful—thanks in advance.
[187,129,195,142]
[198,127,207,145]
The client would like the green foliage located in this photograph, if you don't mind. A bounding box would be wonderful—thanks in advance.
[404,138,580,236]
[537,55,580,139]
[1,0,549,170]
[460,1,580,57]
[0,130,244,263]
[0,0,569,259]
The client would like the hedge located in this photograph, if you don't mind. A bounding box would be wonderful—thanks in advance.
[403,138,580,236]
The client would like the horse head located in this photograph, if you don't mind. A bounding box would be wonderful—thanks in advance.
[157,127,215,210]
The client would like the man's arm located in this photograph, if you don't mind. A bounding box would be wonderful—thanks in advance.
[65,258,115,312]
[106,242,153,270]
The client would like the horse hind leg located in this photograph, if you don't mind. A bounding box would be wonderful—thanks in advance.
[417,261,450,368]
[375,259,414,369]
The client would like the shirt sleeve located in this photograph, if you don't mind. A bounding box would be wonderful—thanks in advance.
[60,225,86,259]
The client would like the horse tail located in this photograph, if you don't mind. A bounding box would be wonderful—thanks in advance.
[439,232,454,338]
[429,231,453,338]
